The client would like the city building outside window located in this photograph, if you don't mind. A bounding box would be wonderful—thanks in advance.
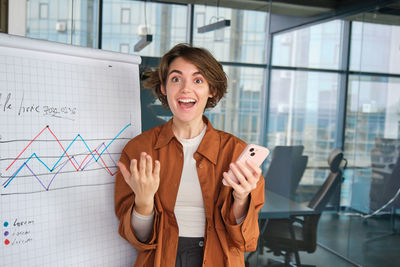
[39,3,48,20]
[26,0,99,48]
[120,8,130,25]
[268,20,343,201]
[102,0,187,57]
[341,21,400,212]
[194,5,269,144]
[119,43,130,53]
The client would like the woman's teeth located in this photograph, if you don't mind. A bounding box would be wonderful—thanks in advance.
[179,99,196,103]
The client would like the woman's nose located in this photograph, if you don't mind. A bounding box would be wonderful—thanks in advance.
[180,80,191,92]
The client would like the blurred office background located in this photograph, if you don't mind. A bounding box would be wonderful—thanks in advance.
[2,0,399,266]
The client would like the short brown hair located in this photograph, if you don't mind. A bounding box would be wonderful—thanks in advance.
[143,43,227,109]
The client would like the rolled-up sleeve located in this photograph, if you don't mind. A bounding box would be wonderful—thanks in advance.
[220,176,265,251]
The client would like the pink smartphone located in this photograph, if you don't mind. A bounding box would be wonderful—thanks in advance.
[222,144,270,186]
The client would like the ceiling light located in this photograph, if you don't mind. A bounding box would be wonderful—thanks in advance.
[197,19,230,33]
[134,34,152,52]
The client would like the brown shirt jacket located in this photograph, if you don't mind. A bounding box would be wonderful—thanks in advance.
[114,116,265,267]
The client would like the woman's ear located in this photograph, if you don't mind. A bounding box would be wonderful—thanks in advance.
[209,88,216,98]
[160,84,167,95]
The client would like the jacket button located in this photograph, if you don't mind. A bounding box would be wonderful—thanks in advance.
[198,163,203,168]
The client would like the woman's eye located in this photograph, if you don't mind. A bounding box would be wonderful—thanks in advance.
[194,78,203,84]
[171,77,180,82]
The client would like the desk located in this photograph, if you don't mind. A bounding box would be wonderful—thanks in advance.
[259,190,315,219]
[258,190,316,242]
[252,190,316,266]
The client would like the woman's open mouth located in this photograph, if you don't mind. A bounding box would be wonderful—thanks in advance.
[178,98,197,109]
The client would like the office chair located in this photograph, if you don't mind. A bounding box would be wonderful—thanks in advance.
[369,138,400,211]
[365,154,400,242]
[259,149,346,267]
[265,146,307,200]
[291,155,308,200]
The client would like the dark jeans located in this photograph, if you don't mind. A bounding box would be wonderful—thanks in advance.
[175,237,204,267]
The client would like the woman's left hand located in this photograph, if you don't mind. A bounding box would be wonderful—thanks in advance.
[223,160,262,204]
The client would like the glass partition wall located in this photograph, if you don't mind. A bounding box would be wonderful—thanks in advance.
[23,1,400,266]
[343,14,400,266]
[267,20,344,203]
[267,3,400,266]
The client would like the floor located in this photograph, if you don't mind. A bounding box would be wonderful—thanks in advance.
[246,211,400,267]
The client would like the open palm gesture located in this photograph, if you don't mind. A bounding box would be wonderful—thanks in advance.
[117,152,160,215]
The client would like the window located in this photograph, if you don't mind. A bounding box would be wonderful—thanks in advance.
[193,5,268,64]
[102,0,187,57]
[350,22,400,74]
[272,20,343,69]
[39,3,48,20]
[192,4,268,146]
[120,8,131,24]
[344,75,400,211]
[267,69,340,185]
[268,19,345,202]
[205,65,266,144]
[26,0,99,48]
[119,43,130,53]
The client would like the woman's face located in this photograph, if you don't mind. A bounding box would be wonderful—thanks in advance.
[161,57,213,124]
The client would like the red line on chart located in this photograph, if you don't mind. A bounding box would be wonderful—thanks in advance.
[2,124,131,189]
[6,126,48,171]
[6,125,78,171]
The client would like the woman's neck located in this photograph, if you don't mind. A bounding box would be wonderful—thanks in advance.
[172,116,205,139]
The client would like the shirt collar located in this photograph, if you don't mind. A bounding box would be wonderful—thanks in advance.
[197,116,220,165]
[154,116,220,165]
[154,118,175,150]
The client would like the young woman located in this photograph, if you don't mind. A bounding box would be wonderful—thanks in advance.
[115,44,265,267]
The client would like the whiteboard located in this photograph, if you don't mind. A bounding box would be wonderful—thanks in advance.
[0,33,140,266]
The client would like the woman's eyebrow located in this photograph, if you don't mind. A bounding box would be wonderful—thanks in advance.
[168,69,182,76]
[167,70,203,76]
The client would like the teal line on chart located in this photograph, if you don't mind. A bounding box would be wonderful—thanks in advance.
[3,123,131,188]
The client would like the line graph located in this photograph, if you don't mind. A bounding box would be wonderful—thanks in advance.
[1,123,131,190]
[0,34,140,267]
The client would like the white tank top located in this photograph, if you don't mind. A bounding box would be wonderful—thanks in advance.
[174,126,207,237]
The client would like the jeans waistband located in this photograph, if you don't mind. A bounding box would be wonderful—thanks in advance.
[177,237,204,251]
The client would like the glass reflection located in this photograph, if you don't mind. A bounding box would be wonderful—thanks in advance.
[350,22,400,74]
[268,70,339,192]
[102,0,187,56]
[345,75,400,212]
[206,66,266,144]
[272,20,343,70]
[26,0,99,48]
[193,5,268,64]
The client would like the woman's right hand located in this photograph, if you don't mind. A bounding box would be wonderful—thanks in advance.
[117,152,160,216]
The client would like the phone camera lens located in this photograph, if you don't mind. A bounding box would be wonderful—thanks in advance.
[250,148,255,152]
[250,152,255,157]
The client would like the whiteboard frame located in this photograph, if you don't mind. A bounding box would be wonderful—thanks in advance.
[0,33,141,65]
